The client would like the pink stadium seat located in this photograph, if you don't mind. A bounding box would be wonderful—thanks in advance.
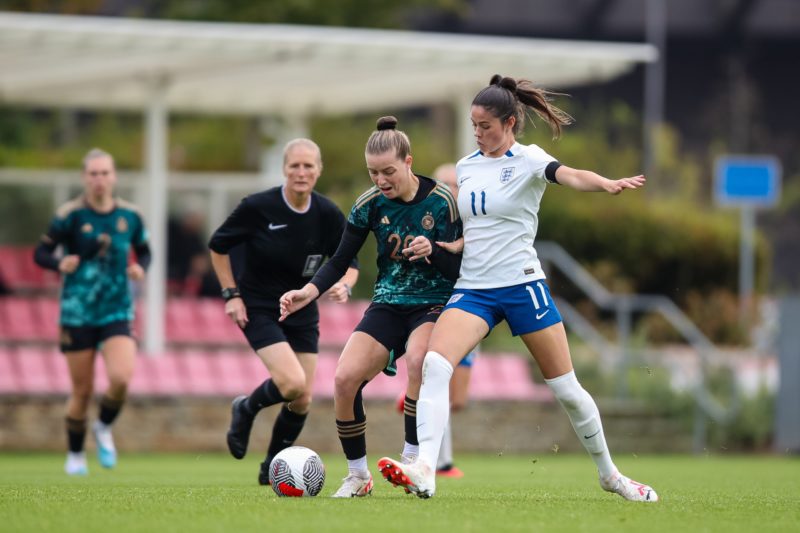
[196,298,243,344]
[0,247,22,287]
[0,348,18,393]
[237,354,269,391]
[127,352,186,396]
[129,355,159,395]
[31,298,60,341]
[318,300,369,347]
[0,345,549,402]
[0,298,10,340]
[0,297,59,343]
[1,297,39,342]
[164,298,197,343]
[311,351,338,398]
[469,354,553,402]
[180,350,224,396]
[0,246,59,291]
[211,351,259,397]
[14,346,64,394]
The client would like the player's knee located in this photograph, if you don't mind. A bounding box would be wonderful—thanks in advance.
[290,394,312,414]
[276,375,306,401]
[106,376,129,397]
[405,351,425,381]
[71,388,93,409]
[333,368,362,397]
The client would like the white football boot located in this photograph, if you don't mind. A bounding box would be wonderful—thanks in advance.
[600,470,659,502]
[92,421,117,468]
[377,457,435,499]
[331,472,374,498]
[64,451,88,476]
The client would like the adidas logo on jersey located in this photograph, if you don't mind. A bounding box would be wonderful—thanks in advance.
[380,216,390,224]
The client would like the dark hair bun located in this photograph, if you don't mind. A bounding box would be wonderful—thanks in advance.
[489,74,503,85]
[499,77,517,92]
[376,116,398,131]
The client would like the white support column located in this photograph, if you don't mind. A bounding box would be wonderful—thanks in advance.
[259,114,309,188]
[53,181,70,212]
[455,92,475,159]
[143,77,169,355]
[739,205,756,322]
[209,183,228,235]
[643,0,666,182]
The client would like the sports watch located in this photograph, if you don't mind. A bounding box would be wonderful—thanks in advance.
[221,287,241,301]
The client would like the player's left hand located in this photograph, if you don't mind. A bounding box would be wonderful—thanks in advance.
[605,174,646,195]
[324,282,350,303]
[126,263,145,281]
[402,236,433,262]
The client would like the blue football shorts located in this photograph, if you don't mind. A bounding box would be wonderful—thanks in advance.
[444,280,562,336]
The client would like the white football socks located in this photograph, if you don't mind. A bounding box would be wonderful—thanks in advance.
[402,442,419,460]
[347,456,369,477]
[416,351,454,470]
[437,420,453,470]
[544,370,616,479]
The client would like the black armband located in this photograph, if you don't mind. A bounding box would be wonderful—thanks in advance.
[545,161,562,184]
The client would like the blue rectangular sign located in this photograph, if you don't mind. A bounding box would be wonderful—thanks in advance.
[714,155,781,207]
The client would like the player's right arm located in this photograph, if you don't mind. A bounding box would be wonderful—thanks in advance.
[208,197,255,329]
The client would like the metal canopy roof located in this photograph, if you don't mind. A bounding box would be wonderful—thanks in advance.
[0,11,656,115]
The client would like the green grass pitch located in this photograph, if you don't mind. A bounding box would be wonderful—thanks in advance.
[1,452,798,532]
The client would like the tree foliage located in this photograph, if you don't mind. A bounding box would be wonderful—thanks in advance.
[0,0,468,28]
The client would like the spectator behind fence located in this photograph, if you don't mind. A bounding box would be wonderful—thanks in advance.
[167,202,211,297]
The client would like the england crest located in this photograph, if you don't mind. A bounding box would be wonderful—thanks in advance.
[500,167,515,183]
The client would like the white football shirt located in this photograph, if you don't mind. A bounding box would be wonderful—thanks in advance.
[454,142,557,289]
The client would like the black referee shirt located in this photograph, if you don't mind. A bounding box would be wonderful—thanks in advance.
[209,186,355,325]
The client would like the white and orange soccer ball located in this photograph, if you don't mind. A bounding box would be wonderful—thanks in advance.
[269,446,326,497]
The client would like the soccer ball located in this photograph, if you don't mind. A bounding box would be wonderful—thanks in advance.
[269,446,326,497]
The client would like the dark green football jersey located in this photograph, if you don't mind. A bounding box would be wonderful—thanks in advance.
[45,197,149,327]
[349,176,461,305]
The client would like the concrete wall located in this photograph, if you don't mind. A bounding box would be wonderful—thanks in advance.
[0,396,691,455]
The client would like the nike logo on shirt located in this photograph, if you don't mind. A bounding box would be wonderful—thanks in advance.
[535,309,550,320]
[268,223,287,230]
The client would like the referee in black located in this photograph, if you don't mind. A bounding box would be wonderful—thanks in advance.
[209,138,358,485]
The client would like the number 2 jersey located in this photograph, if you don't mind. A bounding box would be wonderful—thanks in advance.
[455,142,561,289]
[34,197,151,327]
[310,175,462,305]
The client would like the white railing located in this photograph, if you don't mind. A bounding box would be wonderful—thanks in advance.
[537,241,740,452]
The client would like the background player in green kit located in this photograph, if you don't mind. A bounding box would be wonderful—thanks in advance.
[279,116,462,498]
[33,148,151,476]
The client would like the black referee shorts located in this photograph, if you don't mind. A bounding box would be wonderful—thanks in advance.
[242,311,319,354]
[354,303,443,375]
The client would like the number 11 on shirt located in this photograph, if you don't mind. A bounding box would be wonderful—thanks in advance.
[470,191,486,216]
